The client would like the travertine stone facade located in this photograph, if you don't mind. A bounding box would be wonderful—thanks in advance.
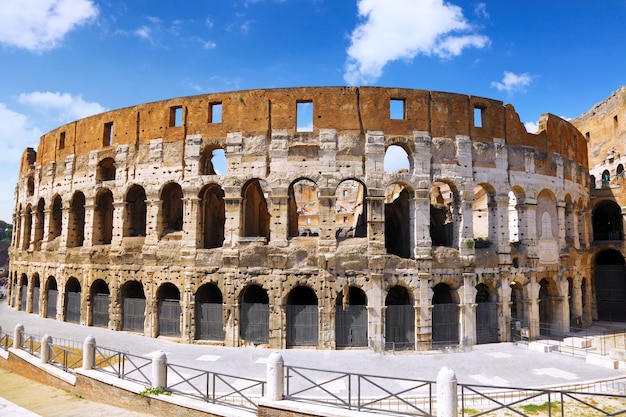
[9,87,591,350]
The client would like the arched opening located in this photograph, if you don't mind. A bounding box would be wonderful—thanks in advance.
[384,144,410,173]
[385,184,411,258]
[45,276,58,319]
[157,283,181,337]
[49,195,63,241]
[384,285,414,350]
[67,192,85,248]
[335,180,367,240]
[26,175,35,196]
[90,279,110,328]
[199,184,225,248]
[200,147,227,175]
[97,157,116,182]
[564,195,575,246]
[64,277,81,323]
[430,182,455,247]
[335,287,368,348]
[32,274,40,315]
[241,179,270,241]
[602,169,610,188]
[121,281,146,332]
[94,189,114,245]
[538,278,560,337]
[289,179,319,238]
[286,286,318,347]
[594,250,626,321]
[19,274,28,311]
[472,184,491,243]
[592,201,623,241]
[195,283,224,340]
[618,164,624,178]
[21,205,32,250]
[240,285,269,344]
[432,283,459,347]
[160,183,183,236]
[33,198,45,249]
[124,185,147,237]
[475,283,498,344]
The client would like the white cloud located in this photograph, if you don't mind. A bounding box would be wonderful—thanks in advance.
[0,104,43,221]
[0,0,98,52]
[18,92,106,123]
[491,71,533,94]
[344,0,489,85]
[524,121,538,133]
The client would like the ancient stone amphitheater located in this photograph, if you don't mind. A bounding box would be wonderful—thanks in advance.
[8,87,591,351]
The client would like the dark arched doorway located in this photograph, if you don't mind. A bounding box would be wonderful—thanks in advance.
[475,283,498,344]
[286,286,319,347]
[595,250,626,321]
[195,283,224,341]
[385,286,415,350]
[157,283,181,337]
[240,285,269,344]
[335,287,368,348]
[121,281,146,332]
[90,279,110,328]
[432,283,459,347]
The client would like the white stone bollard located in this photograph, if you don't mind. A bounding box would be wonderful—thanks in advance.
[13,324,24,349]
[41,335,52,364]
[437,366,458,417]
[266,351,284,401]
[83,336,96,370]
[151,350,167,390]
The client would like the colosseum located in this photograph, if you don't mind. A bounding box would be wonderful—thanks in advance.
[7,86,592,351]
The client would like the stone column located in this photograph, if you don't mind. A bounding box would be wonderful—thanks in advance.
[269,189,288,248]
[181,196,199,252]
[416,275,433,351]
[83,201,95,248]
[266,352,284,401]
[527,277,540,339]
[459,274,477,346]
[493,195,511,261]
[413,188,432,258]
[144,198,161,245]
[111,201,125,246]
[497,276,512,342]
[437,367,458,417]
[557,201,566,248]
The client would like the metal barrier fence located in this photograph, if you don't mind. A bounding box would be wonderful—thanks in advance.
[48,344,82,373]
[94,348,152,386]
[19,332,41,357]
[0,330,12,351]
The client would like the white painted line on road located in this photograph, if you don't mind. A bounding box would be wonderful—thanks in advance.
[196,355,221,361]
[469,374,509,386]
[533,368,579,380]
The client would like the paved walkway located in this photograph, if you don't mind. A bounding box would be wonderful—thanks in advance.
[1,300,625,415]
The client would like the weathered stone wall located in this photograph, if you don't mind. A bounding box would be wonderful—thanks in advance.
[10,87,591,350]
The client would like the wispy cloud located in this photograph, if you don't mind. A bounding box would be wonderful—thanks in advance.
[344,0,489,85]
[491,71,533,94]
[18,92,106,123]
[0,0,98,52]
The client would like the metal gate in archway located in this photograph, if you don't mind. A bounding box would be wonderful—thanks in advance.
[596,265,626,321]
[65,292,81,323]
[385,305,415,350]
[287,305,318,347]
[476,302,499,344]
[336,305,368,348]
[196,303,224,340]
[240,302,269,344]
[432,303,459,347]
[123,298,145,331]
[92,294,109,327]
[46,289,57,318]
[20,285,27,311]
[158,299,181,336]
[33,287,39,314]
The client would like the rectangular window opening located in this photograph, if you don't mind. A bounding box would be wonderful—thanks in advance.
[103,122,114,147]
[59,132,66,150]
[209,102,222,124]
[170,106,183,127]
[474,107,484,128]
[296,101,313,132]
[390,99,405,120]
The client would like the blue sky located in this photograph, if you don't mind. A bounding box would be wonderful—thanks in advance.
[0,0,624,222]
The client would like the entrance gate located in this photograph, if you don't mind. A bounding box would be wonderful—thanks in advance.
[158,299,181,336]
[385,305,415,349]
[123,298,145,331]
[65,292,81,323]
[432,304,459,347]
[33,287,39,314]
[596,264,626,321]
[46,289,57,318]
[286,304,318,347]
[92,294,109,327]
[336,305,368,348]
[20,285,27,311]
[196,303,223,340]
[476,302,499,344]
[240,303,269,344]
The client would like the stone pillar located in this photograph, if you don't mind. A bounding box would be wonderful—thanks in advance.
[111,201,125,246]
[181,275,194,343]
[186,197,201,249]
[13,324,23,349]
[83,201,95,248]
[459,274,477,346]
[151,351,167,390]
[497,276,512,342]
[520,201,538,257]
[527,277,540,339]
[144,198,161,245]
[416,273,433,351]
[83,336,96,369]
[458,189,474,256]
[269,189,288,248]
[436,367,458,417]
[266,352,284,401]
[60,203,70,248]
[557,201,566,248]
[41,334,52,364]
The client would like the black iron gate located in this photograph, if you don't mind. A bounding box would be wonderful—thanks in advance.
[196,303,224,340]
[432,303,459,347]
[20,285,27,311]
[595,265,626,321]
[46,289,57,318]
[32,287,39,315]
[385,304,415,350]
[123,298,145,331]
[476,302,499,344]
[65,292,81,323]
[92,294,109,327]
[287,304,318,347]
[240,302,269,344]
[336,305,368,348]
[158,299,181,336]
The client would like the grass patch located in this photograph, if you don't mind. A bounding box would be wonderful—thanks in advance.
[520,401,560,415]
[139,386,171,398]
[461,408,481,415]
